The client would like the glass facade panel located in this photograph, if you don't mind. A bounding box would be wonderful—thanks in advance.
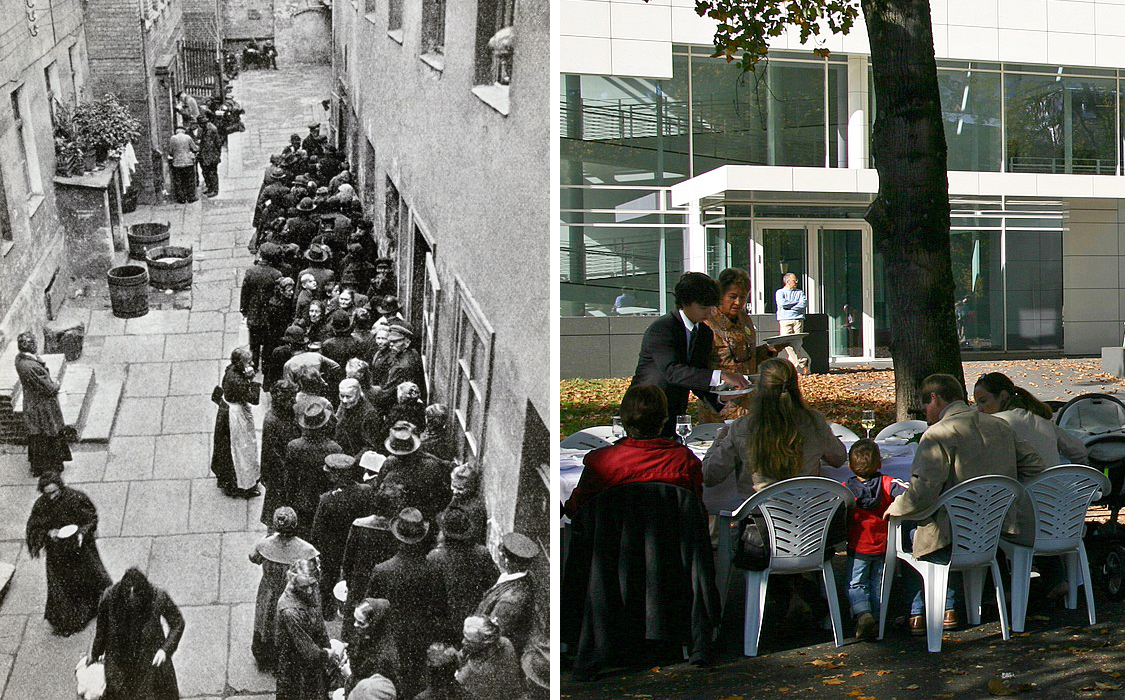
[951,230,1003,350]
[938,68,1002,171]
[821,229,864,357]
[761,228,807,315]
[1005,230,1063,350]
[1005,73,1117,174]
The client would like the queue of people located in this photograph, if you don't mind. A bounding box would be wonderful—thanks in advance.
[169,87,245,202]
[567,268,1092,661]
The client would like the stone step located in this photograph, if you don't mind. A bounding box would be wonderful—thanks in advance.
[12,354,68,415]
[58,364,96,431]
[77,376,123,443]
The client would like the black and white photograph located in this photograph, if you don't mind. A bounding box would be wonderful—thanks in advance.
[0,0,550,696]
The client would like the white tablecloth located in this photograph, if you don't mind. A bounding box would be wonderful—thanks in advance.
[559,439,917,515]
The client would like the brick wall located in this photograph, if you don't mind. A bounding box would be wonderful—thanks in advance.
[224,0,274,40]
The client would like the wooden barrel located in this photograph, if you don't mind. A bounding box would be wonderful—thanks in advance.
[145,245,193,290]
[107,265,149,318]
[127,222,171,260]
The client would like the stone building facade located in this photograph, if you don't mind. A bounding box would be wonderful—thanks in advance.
[332,0,550,558]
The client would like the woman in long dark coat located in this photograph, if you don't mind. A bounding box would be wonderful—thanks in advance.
[91,567,185,700]
[25,472,112,636]
[260,380,301,528]
[275,559,339,700]
[14,332,72,476]
[346,597,399,693]
[211,346,261,498]
[250,507,319,671]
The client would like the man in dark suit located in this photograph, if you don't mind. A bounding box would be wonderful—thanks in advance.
[309,453,377,620]
[630,272,749,437]
[473,532,539,654]
[374,322,427,405]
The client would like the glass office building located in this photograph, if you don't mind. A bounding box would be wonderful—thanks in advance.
[559,45,1125,359]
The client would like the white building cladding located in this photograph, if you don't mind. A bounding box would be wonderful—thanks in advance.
[560,0,1125,361]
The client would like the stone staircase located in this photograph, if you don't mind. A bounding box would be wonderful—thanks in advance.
[0,345,123,444]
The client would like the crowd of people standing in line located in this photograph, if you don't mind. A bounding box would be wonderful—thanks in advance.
[566,269,1093,668]
[13,123,547,699]
[167,87,246,202]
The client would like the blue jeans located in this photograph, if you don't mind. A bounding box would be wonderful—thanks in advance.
[902,523,957,616]
[846,553,884,617]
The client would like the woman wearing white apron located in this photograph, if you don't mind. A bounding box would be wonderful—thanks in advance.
[211,346,262,498]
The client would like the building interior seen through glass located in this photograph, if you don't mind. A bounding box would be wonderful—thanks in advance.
[561,47,1083,354]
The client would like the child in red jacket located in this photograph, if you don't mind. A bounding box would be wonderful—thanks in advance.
[843,439,907,639]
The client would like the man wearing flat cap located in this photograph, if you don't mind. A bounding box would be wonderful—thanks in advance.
[285,398,344,539]
[302,123,325,159]
[362,507,448,699]
[474,532,539,654]
[241,243,283,370]
[374,322,427,406]
[310,453,377,620]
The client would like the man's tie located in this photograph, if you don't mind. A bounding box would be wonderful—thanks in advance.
[687,324,698,358]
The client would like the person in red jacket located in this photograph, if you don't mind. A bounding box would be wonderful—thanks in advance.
[563,384,703,516]
[842,439,908,639]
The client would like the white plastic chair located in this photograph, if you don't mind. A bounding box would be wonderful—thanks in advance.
[687,422,725,444]
[878,475,1022,652]
[559,426,616,450]
[718,476,854,656]
[998,465,1108,632]
[874,420,928,442]
[830,422,860,442]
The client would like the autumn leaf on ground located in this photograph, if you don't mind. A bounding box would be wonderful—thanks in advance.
[933,694,955,699]
[877,670,893,675]
[987,678,1017,696]
[1096,681,1122,690]
[823,678,846,685]
[808,659,845,668]
[717,695,744,700]
[850,670,865,677]
[906,684,920,690]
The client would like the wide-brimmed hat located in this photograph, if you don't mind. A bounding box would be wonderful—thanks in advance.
[283,325,307,344]
[268,165,287,181]
[324,453,356,471]
[385,322,414,341]
[390,507,430,544]
[304,243,330,263]
[315,186,330,197]
[437,508,475,541]
[296,197,317,212]
[375,296,401,315]
[329,310,353,334]
[294,174,310,185]
[297,398,332,429]
[374,257,394,269]
[384,420,421,455]
[501,532,539,561]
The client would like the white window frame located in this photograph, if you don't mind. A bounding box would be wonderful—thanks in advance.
[422,251,440,398]
[452,277,494,458]
[10,87,42,200]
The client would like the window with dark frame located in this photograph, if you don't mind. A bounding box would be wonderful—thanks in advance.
[10,90,33,196]
[421,0,446,56]
[388,0,403,32]
[0,166,12,243]
[473,0,515,86]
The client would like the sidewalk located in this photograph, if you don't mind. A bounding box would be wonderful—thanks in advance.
[0,64,332,700]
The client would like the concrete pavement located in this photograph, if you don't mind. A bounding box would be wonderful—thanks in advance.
[0,64,333,699]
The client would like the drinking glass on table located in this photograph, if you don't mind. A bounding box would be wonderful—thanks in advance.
[675,414,692,443]
[861,409,876,438]
[611,416,624,440]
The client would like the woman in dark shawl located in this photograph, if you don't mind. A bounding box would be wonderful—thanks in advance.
[274,559,341,700]
[211,346,262,498]
[259,380,301,528]
[345,597,399,693]
[91,567,185,700]
[25,472,112,636]
[250,507,320,671]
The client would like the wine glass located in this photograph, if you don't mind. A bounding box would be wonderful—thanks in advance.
[676,414,692,443]
[861,409,876,439]
[611,416,624,440]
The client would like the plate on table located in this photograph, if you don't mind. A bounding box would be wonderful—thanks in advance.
[715,386,754,398]
[57,524,78,539]
[689,439,714,450]
[762,332,808,346]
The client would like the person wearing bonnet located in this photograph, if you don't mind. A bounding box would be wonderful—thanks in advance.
[346,598,399,694]
[454,616,522,700]
[360,507,448,698]
[250,507,320,670]
[375,421,452,519]
[426,507,499,642]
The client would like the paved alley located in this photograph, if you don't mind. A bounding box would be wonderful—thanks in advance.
[0,63,333,700]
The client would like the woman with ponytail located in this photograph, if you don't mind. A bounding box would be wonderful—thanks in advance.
[703,357,846,497]
[973,372,1087,466]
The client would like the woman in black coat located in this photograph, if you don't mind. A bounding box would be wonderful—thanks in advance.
[259,380,301,528]
[25,472,112,636]
[91,568,185,700]
[211,347,261,498]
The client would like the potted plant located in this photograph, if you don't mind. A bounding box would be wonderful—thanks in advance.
[51,103,89,176]
[72,93,142,164]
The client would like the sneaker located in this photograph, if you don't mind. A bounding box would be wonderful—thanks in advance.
[856,612,877,640]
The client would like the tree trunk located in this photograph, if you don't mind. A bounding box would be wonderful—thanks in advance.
[862,0,964,418]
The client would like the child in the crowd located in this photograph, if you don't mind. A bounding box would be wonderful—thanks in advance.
[843,439,908,639]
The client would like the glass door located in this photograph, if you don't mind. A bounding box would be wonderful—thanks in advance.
[820,228,865,358]
[753,227,809,315]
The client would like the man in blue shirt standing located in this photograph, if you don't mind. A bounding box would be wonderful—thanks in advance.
[775,272,811,374]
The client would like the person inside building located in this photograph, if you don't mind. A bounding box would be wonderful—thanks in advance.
[774,271,811,375]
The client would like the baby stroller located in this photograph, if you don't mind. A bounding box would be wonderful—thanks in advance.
[1056,393,1125,599]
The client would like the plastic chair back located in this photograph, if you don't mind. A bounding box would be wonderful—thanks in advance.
[939,475,1023,570]
[560,426,616,450]
[1056,393,1125,434]
[830,422,860,442]
[687,422,725,444]
[732,476,854,573]
[874,420,927,442]
[1023,465,1109,555]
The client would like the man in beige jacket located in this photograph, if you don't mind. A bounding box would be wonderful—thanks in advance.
[886,373,1045,633]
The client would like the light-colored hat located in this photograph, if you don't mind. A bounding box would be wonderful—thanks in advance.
[298,398,332,429]
[463,616,500,644]
[348,675,396,700]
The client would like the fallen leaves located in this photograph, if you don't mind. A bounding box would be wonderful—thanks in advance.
[987,677,1017,696]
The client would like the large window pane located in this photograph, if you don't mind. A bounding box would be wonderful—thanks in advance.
[1005,229,1062,350]
[1005,73,1116,174]
[938,67,1002,171]
[951,230,1003,350]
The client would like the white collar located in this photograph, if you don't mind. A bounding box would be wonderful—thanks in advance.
[677,309,696,333]
[497,571,527,585]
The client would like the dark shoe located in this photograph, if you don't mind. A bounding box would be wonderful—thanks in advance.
[943,608,959,630]
[856,612,877,640]
[241,486,261,498]
[909,614,926,636]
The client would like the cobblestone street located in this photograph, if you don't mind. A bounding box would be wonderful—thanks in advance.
[0,63,332,700]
